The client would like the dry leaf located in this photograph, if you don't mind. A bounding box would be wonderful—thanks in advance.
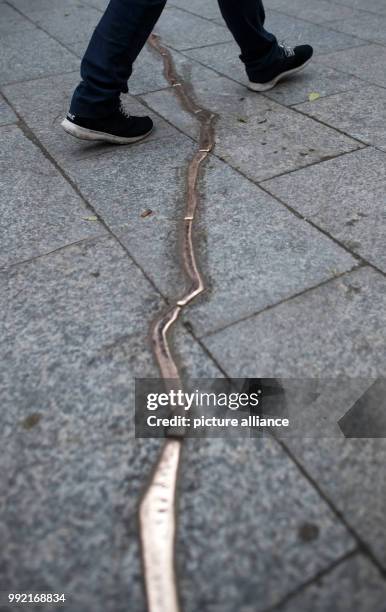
[141,209,153,218]
[308,92,321,102]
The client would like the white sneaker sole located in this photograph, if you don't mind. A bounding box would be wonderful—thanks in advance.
[247,58,312,92]
[61,117,153,145]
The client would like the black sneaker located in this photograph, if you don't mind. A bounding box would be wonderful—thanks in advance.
[61,104,153,145]
[248,43,313,92]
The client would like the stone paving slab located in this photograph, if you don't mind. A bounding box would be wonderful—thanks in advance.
[8,0,84,14]
[0,93,17,126]
[155,6,232,51]
[0,125,106,267]
[0,27,79,86]
[83,0,109,11]
[184,157,357,336]
[2,71,176,165]
[330,0,386,16]
[143,62,361,183]
[0,232,222,610]
[0,1,35,33]
[316,44,386,88]
[66,133,194,300]
[265,0,365,25]
[284,438,386,568]
[275,554,386,612]
[185,41,365,106]
[263,147,386,273]
[176,438,354,612]
[329,11,386,46]
[25,3,102,46]
[62,133,356,336]
[295,85,386,151]
[212,10,365,55]
[265,11,365,54]
[1,435,163,612]
[0,234,221,440]
[170,0,222,21]
[203,267,386,377]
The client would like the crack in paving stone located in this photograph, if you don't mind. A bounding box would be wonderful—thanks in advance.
[139,34,217,612]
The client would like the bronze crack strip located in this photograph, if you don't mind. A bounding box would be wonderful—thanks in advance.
[139,34,217,612]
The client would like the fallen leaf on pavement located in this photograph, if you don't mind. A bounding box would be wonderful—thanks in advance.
[308,92,321,102]
[83,215,98,221]
[141,209,153,218]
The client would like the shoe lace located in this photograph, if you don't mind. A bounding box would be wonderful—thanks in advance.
[119,103,131,119]
[279,41,295,58]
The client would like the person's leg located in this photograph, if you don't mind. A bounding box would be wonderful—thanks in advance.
[217,0,313,90]
[70,0,167,119]
[217,0,280,74]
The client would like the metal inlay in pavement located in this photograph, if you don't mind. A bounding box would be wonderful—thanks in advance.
[139,34,217,612]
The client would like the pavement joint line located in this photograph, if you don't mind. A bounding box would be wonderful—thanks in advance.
[313,52,386,92]
[264,7,386,49]
[0,89,167,300]
[198,263,363,340]
[4,0,83,61]
[0,233,108,272]
[138,54,369,184]
[319,0,386,19]
[182,321,230,379]
[258,176,386,279]
[168,3,223,25]
[0,69,80,89]
[169,0,386,40]
[179,37,371,55]
[263,144,369,181]
[262,549,360,612]
[139,54,383,284]
[290,107,369,147]
[256,146,367,182]
[4,3,386,606]
[275,437,386,577]
[174,42,370,147]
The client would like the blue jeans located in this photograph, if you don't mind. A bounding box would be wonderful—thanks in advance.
[70,0,279,118]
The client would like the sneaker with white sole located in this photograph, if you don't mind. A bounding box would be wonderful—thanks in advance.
[61,104,153,145]
[248,43,313,92]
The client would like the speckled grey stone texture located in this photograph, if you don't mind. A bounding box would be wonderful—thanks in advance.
[26,3,102,45]
[155,6,232,50]
[0,125,106,267]
[170,0,222,20]
[294,86,386,152]
[176,438,354,612]
[143,64,361,183]
[0,1,35,33]
[285,437,386,568]
[62,137,356,335]
[203,267,386,378]
[0,94,17,126]
[275,554,386,612]
[263,147,386,272]
[0,28,79,85]
[0,234,222,610]
[264,0,363,24]
[329,11,386,45]
[316,44,386,88]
